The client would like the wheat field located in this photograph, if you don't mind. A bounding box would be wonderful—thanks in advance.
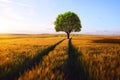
[0,34,120,80]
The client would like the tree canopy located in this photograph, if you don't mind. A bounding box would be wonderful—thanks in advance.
[54,11,82,39]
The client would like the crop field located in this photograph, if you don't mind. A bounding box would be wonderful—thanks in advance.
[0,34,120,80]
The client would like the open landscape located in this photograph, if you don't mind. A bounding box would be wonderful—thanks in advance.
[0,0,120,80]
[0,34,120,80]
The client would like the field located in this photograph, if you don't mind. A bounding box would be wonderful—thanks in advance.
[0,34,120,80]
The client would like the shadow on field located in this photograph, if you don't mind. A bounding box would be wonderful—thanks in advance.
[1,39,65,80]
[63,38,93,80]
[93,39,120,44]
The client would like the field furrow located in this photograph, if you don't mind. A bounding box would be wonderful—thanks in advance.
[0,34,120,80]
[63,38,93,80]
[0,37,65,80]
[18,39,68,80]
[72,37,120,80]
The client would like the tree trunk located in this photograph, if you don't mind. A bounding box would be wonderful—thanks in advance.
[66,32,70,39]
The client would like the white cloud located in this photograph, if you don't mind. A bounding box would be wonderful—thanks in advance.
[0,1,24,22]
[0,0,34,33]
[13,1,32,8]
[0,0,11,3]
[0,0,54,33]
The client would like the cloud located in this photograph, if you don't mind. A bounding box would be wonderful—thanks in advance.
[0,0,32,7]
[0,1,24,21]
[13,2,32,8]
[0,0,53,33]
[0,0,11,3]
[0,0,35,33]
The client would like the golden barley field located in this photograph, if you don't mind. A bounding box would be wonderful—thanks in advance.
[0,34,120,80]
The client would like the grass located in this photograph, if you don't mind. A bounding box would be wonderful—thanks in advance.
[0,34,120,80]
[63,38,93,80]
[72,35,120,80]
[18,39,68,80]
[0,34,65,80]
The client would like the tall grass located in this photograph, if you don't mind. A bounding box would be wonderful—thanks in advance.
[0,34,120,80]
[18,39,68,80]
[0,35,64,80]
[72,36,120,80]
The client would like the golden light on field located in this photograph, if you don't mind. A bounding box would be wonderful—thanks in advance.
[0,34,120,80]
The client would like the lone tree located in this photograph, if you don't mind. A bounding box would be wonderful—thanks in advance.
[54,11,82,39]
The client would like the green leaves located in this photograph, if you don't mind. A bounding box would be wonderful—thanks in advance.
[54,11,82,33]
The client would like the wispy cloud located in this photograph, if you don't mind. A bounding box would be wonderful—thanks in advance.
[0,0,34,33]
[0,0,32,7]
[0,0,11,3]
[0,0,24,21]
[14,2,32,8]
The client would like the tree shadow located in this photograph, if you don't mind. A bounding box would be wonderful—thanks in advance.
[0,39,65,80]
[63,38,93,80]
[93,39,120,44]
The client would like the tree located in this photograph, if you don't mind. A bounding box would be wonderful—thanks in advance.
[54,11,82,39]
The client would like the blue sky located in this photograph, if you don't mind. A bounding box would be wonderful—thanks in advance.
[0,0,120,34]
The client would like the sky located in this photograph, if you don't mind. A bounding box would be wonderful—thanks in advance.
[0,0,120,34]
